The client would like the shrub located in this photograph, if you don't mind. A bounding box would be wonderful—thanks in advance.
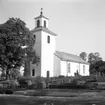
[5,89,13,94]
[31,76,46,89]
[0,88,4,94]
[33,90,47,96]
[10,80,20,89]
[18,78,29,88]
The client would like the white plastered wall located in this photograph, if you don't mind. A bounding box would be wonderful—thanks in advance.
[60,60,90,76]
[54,55,61,77]
[31,31,41,76]
[41,31,55,77]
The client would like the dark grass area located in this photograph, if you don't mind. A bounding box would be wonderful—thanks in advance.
[1,89,105,105]
[0,95,105,105]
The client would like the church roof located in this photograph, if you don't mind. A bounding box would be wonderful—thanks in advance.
[34,15,49,20]
[55,50,89,64]
[31,27,57,36]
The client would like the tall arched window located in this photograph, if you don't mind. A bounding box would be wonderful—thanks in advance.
[44,20,46,28]
[33,35,36,38]
[34,35,36,42]
[47,71,50,78]
[37,20,40,27]
[32,69,35,76]
[83,65,85,74]
[68,63,70,73]
[47,36,50,43]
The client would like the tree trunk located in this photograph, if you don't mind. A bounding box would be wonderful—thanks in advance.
[6,69,9,80]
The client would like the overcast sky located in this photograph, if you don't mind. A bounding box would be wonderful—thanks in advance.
[0,0,105,60]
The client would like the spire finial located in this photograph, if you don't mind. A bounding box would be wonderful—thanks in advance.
[40,8,43,15]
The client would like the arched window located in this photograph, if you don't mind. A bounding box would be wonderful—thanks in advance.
[33,35,36,42]
[47,71,50,78]
[32,69,35,76]
[37,20,40,27]
[68,63,70,73]
[47,36,50,43]
[83,65,85,74]
[34,35,36,39]
[44,20,46,28]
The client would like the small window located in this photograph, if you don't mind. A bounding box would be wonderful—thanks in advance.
[47,71,50,78]
[47,36,50,43]
[83,65,85,74]
[37,20,40,27]
[34,35,36,39]
[32,69,35,76]
[44,20,46,28]
[33,35,36,42]
[68,63,70,73]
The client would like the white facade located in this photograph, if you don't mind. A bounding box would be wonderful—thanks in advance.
[54,55,89,77]
[41,31,55,77]
[30,12,56,77]
[29,11,90,77]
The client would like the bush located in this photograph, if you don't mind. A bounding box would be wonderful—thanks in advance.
[18,78,29,88]
[0,88,4,94]
[18,76,47,89]
[5,89,13,94]
[31,76,46,89]
[33,90,47,96]
[35,81,46,89]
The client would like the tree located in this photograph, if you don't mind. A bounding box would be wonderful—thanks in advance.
[88,52,102,64]
[0,18,39,79]
[89,60,105,76]
[79,52,87,61]
[88,52,102,75]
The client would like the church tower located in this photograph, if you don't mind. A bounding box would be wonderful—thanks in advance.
[31,9,57,77]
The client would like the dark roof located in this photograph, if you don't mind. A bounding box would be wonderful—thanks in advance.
[31,27,57,36]
[34,15,49,20]
[55,50,89,64]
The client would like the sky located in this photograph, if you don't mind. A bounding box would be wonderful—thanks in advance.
[0,0,105,60]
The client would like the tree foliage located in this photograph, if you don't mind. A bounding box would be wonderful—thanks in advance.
[88,52,103,75]
[88,52,102,64]
[0,18,39,79]
[89,60,105,76]
[79,52,104,76]
[79,52,87,61]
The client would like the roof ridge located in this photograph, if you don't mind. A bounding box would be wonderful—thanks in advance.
[55,50,89,64]
[31,27,57,36]
[56,50,80,58]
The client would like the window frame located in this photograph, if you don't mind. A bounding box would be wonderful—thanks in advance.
[34,35,36,39]
[44,20,46,28]
[83,65,85,74]
[37,20,40,27]
[32,69,35,76]
[68,62,70,73]
[47,35,50,43]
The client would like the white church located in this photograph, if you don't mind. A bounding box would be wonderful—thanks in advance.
[28,10,89,77]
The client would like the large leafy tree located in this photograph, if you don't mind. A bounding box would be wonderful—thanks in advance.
[88,52,102,75]
[88,52,102,64]
[79,52,87,61]
[90,60,105,76]
[0,18,39,79]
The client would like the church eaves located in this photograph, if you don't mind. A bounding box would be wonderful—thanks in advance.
[55,50,89,64]
[34,15,49,20]
[31,27,57,36]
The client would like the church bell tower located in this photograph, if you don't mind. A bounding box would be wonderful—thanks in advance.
[30,8,57,77]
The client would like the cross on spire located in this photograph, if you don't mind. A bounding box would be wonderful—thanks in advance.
[40,8,43,15]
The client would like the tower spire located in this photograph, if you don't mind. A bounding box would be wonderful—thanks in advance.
[40,8,43,15]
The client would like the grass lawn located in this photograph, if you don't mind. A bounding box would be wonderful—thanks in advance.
[1,89,105,105]
[0,94,105,105]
